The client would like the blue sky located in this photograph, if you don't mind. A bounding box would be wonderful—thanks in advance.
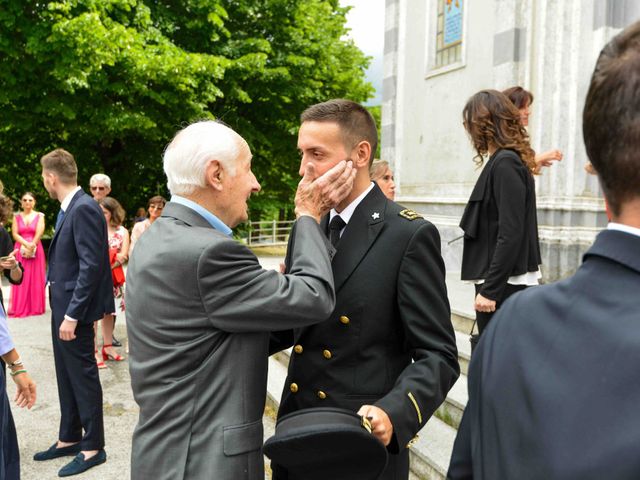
[341,0,385,105]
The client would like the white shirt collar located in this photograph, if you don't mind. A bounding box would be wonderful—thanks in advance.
[60,186,82,212]
[329,182,375,226]
[607,222,640,238]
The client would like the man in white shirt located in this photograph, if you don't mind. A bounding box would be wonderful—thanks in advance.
[34,149,113,477]
[449,20,640,480]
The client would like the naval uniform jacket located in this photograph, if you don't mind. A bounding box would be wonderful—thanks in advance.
[271,184,459,476]
[448,229,640,479]
[459,149,541,301]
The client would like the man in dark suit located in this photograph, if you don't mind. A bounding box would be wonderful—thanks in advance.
[448,20,640,480]
[34,149,113,477]
[272,99,460,479]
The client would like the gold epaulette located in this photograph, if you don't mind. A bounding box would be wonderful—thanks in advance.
[398,209,423,221]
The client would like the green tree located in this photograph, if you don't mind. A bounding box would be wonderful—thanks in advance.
[0,0,373,231]
[367,105,381,159]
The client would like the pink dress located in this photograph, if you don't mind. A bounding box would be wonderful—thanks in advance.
[8,214,46,317]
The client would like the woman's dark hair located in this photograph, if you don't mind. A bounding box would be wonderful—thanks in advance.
[463,90,536,172]
[583,20,640,216]
[21,191,37,205]
[502,86,534,109]
[99,197,125,227]
[0,194,14,225]
[147,195,167,208]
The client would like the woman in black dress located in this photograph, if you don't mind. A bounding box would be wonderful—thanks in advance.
[0,194,23,310]
[460,90,542,336]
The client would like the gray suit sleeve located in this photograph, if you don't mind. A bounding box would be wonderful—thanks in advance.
[199,216,335,332]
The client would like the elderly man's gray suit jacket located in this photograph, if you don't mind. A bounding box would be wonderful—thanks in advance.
[126,202,335,480]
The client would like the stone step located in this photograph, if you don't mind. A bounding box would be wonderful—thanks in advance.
[435,373,467,430]
[445,272,475,327]
[451,307,475,336]
[455,330,471,376]
[410,415,458,480]
[266,353,289,411]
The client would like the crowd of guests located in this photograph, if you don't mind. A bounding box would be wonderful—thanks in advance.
[0,168,171,376]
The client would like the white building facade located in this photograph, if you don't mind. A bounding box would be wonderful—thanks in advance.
[383,0,640,280]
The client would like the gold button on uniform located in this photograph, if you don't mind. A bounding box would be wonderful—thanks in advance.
[323,349,332,359]
[339,315,350,325]
[290,383,299,393]
[406,434,420,449]
[293,345,303,354]
[317,390,327,399]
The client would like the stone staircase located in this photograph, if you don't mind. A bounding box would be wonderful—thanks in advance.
[264,267,475,480]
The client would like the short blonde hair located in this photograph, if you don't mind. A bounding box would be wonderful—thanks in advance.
[370,159,390,181]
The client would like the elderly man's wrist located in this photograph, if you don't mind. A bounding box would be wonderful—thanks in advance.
[296,211,320,223]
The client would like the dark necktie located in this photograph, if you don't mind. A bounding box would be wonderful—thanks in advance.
[55,209,65,231]
[329,215,346,248]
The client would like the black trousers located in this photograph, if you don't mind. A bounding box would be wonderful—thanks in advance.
[475,283,528,335]
[51,319,104,450]
[1,366,20,480]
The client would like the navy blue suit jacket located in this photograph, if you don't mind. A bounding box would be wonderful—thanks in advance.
[48,189,114,325]
[448,229,640,480]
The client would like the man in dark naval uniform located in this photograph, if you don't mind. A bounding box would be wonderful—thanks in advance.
[271,99,459,479]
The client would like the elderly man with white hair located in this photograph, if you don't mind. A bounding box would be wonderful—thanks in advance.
[88,173,111,201]
[125,120,355,480]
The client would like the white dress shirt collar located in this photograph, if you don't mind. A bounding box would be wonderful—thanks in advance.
[329,182,375,226]
[608,222,640,238]
[60,186,82,212]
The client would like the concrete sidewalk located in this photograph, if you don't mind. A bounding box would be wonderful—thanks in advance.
[2,260,280,479]
[3,258,473,480]
[6,306,136,480]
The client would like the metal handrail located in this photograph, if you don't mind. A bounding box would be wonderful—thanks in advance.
[246,220,295,246]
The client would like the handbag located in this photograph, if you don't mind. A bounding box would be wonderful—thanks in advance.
[109,248,126,288]
[112,264,125,288]
[469,319,479,354]
[20,245,36,259]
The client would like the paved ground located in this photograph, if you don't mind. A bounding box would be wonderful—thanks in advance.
[8,309,136,480]
[3,256,283,480]
[4,255,467,479]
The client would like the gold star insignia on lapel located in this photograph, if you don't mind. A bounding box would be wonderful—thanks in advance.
[371,212,380,220]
